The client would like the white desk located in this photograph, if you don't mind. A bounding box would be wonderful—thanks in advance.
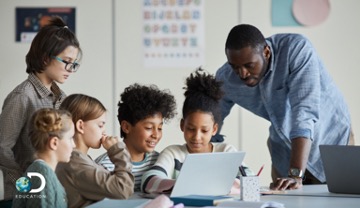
[87,185,360,208]
[261,194,360,208]
[86,198,148,208]
[267,184,360,198]
[260,185,360,208]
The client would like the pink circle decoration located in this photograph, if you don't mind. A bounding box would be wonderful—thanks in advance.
[292,0,331,26]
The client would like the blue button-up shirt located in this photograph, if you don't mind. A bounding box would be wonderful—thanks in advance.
[215,33,351,182]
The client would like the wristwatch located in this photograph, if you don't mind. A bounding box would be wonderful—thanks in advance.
[288,168,304,179]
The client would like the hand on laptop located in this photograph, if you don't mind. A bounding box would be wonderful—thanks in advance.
[270,177,303,190]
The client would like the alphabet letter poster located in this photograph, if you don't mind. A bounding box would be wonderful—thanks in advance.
[143,0,204,68]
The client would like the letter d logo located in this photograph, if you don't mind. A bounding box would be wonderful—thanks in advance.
[27,172,46,193]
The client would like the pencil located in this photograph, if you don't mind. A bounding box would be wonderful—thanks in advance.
[257,164,265,176]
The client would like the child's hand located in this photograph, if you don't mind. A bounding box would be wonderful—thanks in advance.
[229,178,241,195]
[142,194,184,208]
[101,135,119,150]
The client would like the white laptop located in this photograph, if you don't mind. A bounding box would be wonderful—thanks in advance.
[170,151,245,197]
[320,145,360,194]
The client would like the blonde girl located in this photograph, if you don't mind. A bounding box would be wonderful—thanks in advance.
[12,108,75,208]
[56,94,134,208]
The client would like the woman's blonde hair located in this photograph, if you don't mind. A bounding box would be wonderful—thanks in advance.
[29,108,72,153]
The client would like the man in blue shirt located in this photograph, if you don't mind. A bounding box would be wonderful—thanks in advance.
[214,24,354,190]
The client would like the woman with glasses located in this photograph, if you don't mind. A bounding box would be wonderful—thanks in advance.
[0,15,82,207]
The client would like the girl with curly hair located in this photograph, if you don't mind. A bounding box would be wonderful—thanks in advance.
[141,68,251,195]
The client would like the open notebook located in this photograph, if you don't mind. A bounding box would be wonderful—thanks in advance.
[320,145,360,194]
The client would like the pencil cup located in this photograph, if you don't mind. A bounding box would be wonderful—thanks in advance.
[240,176,260,202]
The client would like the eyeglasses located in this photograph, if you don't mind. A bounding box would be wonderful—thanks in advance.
[52,56,80,72]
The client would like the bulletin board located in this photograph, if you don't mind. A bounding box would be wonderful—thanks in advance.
[16,7,76,43]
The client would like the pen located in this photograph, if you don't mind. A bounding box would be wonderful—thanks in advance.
[239,165,247,176]
[257,164,265,176]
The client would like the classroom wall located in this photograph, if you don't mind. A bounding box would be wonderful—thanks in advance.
[0,0,116,165]
[1,0,359,186]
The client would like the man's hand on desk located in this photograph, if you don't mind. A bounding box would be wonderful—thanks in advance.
[270,177,303,190]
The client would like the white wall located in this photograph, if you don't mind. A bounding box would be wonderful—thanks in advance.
[0,0,115,160]
[1,0,359,186]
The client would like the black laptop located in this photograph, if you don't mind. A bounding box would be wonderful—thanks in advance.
[320,145,360,194]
